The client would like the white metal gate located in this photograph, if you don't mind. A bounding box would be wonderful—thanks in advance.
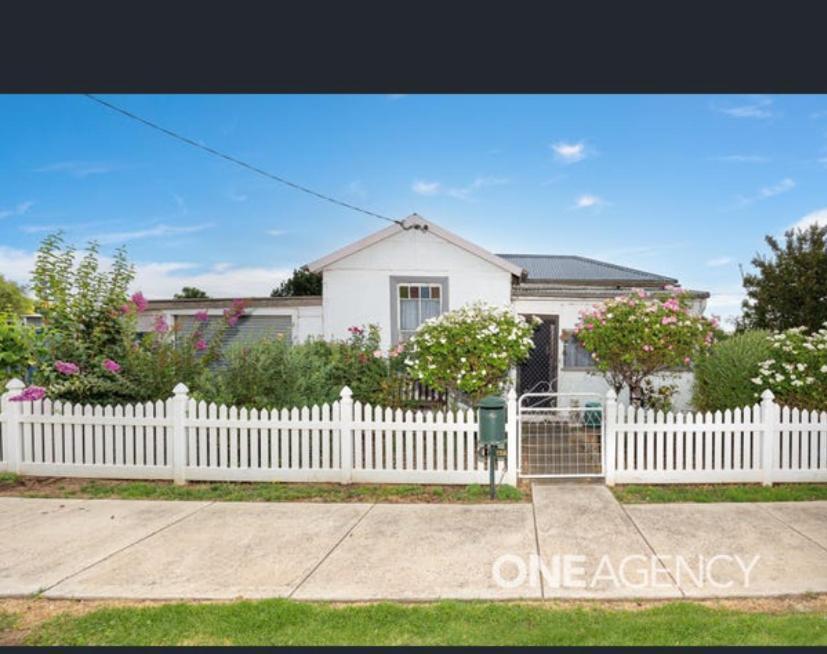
[518,392,605,478]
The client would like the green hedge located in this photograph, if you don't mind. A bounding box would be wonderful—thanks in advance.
[692,330,772,411]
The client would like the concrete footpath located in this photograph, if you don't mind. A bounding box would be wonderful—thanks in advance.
[0,487,825,601]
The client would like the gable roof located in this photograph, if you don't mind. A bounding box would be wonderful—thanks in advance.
[306,213,525,276]
[498,254,678,285]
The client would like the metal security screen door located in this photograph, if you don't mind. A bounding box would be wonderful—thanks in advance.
[517,315,558,399]
[518,393,604,478]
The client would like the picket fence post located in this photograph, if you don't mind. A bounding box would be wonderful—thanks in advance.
[339,386,354,484]
[604,389,617,486]
[171,382,189,485]
[1,379,25,474]
[504,388,518,486]
[760,389,778,487]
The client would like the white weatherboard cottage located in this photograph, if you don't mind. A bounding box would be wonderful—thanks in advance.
[146,213,708,410]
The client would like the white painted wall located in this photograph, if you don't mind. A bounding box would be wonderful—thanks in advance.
[513,295,706,411]
[321,227,513,349]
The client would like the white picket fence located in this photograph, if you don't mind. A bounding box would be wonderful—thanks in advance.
[604,389,827,486]
[0,379,516,486]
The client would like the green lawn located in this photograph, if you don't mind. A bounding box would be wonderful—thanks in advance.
[24,599,827,646]
[612,483,827,504]
[0,474,523,503]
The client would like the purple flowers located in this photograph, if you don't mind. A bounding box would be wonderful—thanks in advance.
[130,291,149,313]
[153,314,169,334]
[10,386,46,402]
[194,310,209,322]
[347,326,364,336]
[194,338,208,351]
[103,358,122,373]
[54,360,80,375]
[223,299,246,327]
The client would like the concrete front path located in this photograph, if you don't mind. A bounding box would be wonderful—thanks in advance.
[0,488,824,601]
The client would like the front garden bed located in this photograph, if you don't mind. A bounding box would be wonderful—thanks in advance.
[0,473,525,503]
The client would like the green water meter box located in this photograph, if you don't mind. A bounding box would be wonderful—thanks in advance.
[478,395,506,445]
[583,401,602,428]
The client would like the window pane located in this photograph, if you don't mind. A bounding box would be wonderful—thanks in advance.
[421,299,440,321]
[431,286,440,299]
[400,299,419,330]
[399,285,409,299]
[410,286,419,299]
[421,286,430,299]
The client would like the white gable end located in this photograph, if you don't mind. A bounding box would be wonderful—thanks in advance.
[316,216,514,348]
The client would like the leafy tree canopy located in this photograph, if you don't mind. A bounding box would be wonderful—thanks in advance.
[739,224,827,333]
[271,266,322,297]
[0,274,33,316]
[174,286,209,299]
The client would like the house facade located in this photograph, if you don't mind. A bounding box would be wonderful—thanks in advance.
[145,214,708,410]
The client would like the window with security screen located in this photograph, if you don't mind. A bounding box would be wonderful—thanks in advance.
[397,283,443,341]
[563,333,596,368]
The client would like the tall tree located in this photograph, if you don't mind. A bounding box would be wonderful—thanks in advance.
[739,224,827,332]
[271,266,322,297]
[0,274,33,315]
[174,286,209,299]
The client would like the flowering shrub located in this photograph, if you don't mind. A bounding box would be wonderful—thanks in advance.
[404,302,539,405]
[751,324,827,410]
[575,287,717,406]
[9,385,46,402]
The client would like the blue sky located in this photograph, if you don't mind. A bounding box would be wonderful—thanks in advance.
[1,94,825,325]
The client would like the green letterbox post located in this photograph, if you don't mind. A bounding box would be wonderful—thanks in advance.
[478,396,507,499]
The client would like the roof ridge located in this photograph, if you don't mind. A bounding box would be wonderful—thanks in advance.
[497,252,676,281]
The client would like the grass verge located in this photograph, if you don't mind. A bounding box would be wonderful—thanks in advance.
[612,483,827,504]
[0,474,524,503]
[22,599,827,646]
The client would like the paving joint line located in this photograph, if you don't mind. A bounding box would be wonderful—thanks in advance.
[287,502,376,599]
[616,501,686,598]
[39,500,215,595]
[756,503,827,554]
[529,484,546,600]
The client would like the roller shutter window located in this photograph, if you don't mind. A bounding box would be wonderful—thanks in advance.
[175,314,293,354]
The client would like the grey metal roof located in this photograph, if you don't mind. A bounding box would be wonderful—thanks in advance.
[497,254,678,284]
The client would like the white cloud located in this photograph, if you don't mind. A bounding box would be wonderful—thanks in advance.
[736,178,796,206]
[94,223,212,245]
[551,141,588,163]
[34,161,115,177]
[266,229,287,237]
[573,194,605,210]
[714,154,770,163]
[0,245,291,299]
[412,177,507,200]
[715,95,774,119]
[706,256,733,267]
[0,200,34,219]
[790,207,827,232]
[412,180,441,196]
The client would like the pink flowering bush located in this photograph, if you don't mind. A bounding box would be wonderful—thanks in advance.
[9,385,46,402]
[574,287,717,407]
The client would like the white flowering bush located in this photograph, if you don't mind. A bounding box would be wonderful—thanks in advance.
[751,323,827,410]
[404,302,540,404]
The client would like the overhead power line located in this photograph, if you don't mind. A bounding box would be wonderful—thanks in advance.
[84,94,403,227]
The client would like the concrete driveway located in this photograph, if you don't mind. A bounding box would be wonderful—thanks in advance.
[0,487,824,601]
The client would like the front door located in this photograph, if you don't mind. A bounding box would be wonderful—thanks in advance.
[517,315,558,398]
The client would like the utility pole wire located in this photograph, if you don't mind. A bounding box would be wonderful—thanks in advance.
[84,94,403,227]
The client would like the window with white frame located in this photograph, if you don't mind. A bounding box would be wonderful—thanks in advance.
[397,283,443,341]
